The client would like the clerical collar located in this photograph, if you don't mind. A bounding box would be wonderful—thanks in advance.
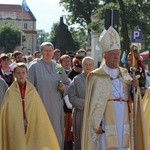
[103,64,119,79]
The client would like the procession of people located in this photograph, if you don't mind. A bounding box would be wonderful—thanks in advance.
[0,26,150,150]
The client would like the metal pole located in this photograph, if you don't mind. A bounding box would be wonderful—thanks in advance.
[20,6,23,52]
[133,72,137,150]
[130,45,138,150]
[111,10,113,27]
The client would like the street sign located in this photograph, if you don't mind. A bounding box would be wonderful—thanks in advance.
[131,29,142,43]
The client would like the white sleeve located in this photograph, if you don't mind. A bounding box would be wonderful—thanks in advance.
[64,95,72,109]
[145,70,150,88]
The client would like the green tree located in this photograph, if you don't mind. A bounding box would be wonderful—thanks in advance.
[49,23,59,43]
[69,26,87,50]
[0,23,24,53]
[50,22,87,50]
[88,1,130,51]
[37,29,50,45]
[90,0,150,52]
[60,0,150,52]
[125,0,150,51]
[60,0,100,33]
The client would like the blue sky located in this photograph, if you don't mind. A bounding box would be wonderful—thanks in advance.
[0,0,65,32]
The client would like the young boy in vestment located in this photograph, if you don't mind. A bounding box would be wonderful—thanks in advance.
[0,62,60,150]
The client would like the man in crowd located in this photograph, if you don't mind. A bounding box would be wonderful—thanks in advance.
[53,49,61,63]
[81,26,147,150]
[9,51,23,70]
[34,51,41,59]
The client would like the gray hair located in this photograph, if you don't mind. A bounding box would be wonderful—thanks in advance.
[81,56,94,66]
[40,42,54,52]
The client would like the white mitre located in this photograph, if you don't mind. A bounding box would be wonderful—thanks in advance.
[99,26,120,52]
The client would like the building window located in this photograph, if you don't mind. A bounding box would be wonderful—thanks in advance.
[24,23,28,29]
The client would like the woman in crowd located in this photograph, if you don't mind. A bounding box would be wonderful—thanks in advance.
[68,56,94,150]
[28,42,70,150]
[59,54,73,150]
[0,53,14,86]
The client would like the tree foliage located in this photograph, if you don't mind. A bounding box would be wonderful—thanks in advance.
[89,0,150,51]
[124,0,150,50]
[59,0,150,52]
[69,25,88,50]
[0,23,25,53]
[37,29,50,45]
[60,0,100,33]
[50,21,87,51]
[49,23,59,43]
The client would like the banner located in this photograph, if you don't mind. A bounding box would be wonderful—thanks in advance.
[140,50,150,58]
[22,0,29,12]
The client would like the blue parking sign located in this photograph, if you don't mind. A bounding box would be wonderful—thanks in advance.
[131,29,142,43]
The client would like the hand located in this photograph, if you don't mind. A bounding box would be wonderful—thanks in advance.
[96,127,105,134]
[58,82,65,92]
[131,75,139,88]
[140,87,146,95]
[131,79,139,88]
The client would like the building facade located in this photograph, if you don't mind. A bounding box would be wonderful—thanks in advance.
[0,4,37,55]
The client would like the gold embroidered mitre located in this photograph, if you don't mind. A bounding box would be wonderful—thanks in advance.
[99,26,120,52]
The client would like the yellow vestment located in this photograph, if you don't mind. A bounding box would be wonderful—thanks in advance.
[81,67,147,150]
[0,80,60,150]
[142,88,150,149]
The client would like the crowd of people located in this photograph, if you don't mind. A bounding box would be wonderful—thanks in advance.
[0,26,150,150]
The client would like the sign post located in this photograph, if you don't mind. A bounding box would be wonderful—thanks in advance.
[131,29,142,50]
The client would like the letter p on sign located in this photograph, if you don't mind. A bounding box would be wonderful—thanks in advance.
[131,29,142,43]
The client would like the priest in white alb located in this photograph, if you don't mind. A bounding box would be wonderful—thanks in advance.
[81,26,147,150]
